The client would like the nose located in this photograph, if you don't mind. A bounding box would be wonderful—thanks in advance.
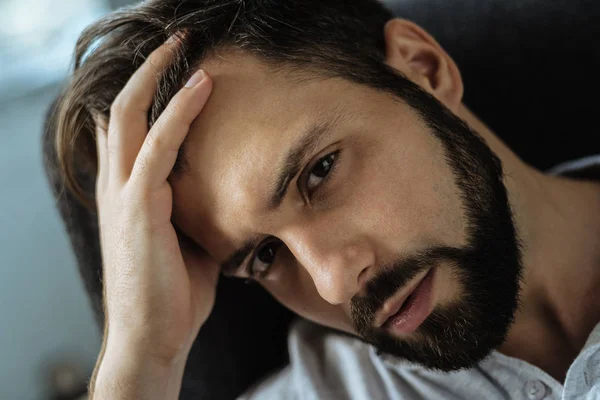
[279,217,375,305]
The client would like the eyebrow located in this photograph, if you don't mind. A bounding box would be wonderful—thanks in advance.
[220,236,262,276]
[219,109,351,276]
[270,108,349,208]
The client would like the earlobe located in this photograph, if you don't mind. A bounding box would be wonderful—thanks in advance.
[384,18,464,113]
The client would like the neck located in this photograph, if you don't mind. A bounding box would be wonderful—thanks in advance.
[457,104,600,382]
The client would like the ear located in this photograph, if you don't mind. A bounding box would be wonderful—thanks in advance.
[384,18,464,113]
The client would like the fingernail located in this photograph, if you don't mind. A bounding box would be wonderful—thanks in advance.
[185,69,206,88]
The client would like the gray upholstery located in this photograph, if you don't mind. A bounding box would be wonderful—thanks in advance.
[388,0,600,169]
[43,0,600,398]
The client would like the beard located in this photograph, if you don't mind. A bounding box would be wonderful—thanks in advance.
[349,88,524,372]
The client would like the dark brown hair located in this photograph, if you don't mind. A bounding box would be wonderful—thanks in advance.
[50,0,431,208]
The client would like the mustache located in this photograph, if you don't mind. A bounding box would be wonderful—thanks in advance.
[350,246,466,335]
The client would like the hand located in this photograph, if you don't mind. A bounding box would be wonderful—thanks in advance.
[94,38,218,365]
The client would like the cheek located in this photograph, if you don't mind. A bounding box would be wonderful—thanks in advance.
[354,140,466,250]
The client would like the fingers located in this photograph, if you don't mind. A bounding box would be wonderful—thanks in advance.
[108,37,180,181]
[131,69,212,188]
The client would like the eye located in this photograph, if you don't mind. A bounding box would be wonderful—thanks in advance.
[248,240,282,278]
[305,151,339,194]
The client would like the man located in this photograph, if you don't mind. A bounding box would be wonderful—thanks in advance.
[50,0,600,398]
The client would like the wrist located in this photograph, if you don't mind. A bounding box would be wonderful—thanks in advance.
[92,336,188,400]
[106,319,196,365]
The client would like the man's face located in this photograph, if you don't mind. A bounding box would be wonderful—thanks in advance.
[171,52,523,371]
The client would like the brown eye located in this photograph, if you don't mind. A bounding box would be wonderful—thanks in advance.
[249,240,282,278]
[306,152,337,193]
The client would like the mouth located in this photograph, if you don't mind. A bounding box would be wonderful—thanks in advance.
[373,267,436,335]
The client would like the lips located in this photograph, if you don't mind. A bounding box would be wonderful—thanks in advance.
[373,269,431,328]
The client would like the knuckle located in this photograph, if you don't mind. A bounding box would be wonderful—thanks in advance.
[110,96,127,117]
[165,96,198,127]
[144,130,163,150]
[111,95,141,120]
[133,156,151,180]
[123,181,151,209]
[164,102,182,119]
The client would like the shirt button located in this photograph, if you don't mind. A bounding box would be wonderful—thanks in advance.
[524,380,546,400]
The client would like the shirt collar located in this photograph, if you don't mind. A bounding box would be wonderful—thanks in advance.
[546,154,600,179]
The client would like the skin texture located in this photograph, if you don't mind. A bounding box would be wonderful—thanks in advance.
[91,42,219,400]
[162,19,600,382]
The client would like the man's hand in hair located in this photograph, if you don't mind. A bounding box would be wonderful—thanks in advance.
[90,37,217,400]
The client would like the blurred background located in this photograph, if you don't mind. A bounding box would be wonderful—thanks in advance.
[0,0,133,399]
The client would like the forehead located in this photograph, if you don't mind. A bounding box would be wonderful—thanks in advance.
[170,52,399,256]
